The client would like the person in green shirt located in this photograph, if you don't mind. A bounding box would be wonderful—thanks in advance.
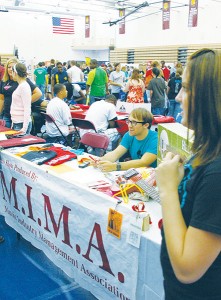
[86,59,109,104]
[34,62,47,100]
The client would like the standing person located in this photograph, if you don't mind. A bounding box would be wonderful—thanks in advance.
[124,68,145,103]
[46,59,56,100]
[167,68,183,120]
[156,48,221,300]
[161,60,170,81]
[95,107,158,172]
[10,63,32,134]
[86,59,109,104]
[147,67,167,115]
[67,60,84,83]
[34,62,47,100]
[109,63,126,100]
[0,63,5,81]
[51,62,68,97]
[0,58,42,128]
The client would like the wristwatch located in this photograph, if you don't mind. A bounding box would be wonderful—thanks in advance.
[116,162,121,171]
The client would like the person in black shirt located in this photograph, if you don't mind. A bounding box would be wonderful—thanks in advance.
[0,58,42,128]
[167,68,183,120]
[156,48,221,300]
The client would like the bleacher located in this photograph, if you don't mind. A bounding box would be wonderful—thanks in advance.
[0,54,16,65]
[109,43,221,64]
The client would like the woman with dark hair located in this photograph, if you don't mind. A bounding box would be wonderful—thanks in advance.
[124,68,145,103]
[0,58,42,128]
[10,63,32,134]
[147,67,167,115]
[156,48,221,299]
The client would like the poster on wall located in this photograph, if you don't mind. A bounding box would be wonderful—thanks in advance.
[85,15,90,38]
[188,0,198,27]
[119,8,125,34]
[162,0,171,30]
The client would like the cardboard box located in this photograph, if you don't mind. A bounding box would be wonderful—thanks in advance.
[157,123,194,165]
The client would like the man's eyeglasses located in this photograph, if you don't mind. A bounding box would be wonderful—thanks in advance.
[126,119,145,126]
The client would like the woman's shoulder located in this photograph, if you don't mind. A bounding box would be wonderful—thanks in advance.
[206,155,221,174]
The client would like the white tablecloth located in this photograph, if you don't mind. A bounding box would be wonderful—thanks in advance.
[0,147,164,300]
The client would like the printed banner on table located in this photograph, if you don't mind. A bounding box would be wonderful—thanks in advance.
[85,15,90,38]
[188,0,198,27]
[119,8,125,34]
[0,152,139,300]
[162,0,171,30]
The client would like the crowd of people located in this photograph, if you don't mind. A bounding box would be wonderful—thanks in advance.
[1,48,221,300]
[0,56,183,142]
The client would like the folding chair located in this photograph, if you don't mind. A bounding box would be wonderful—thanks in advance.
[72,117,97,148]
[72,118,97,138]
[79,132,109,157]
[41,112,72,147]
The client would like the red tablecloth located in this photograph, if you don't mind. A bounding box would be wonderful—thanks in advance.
[70,109,88,119]
[0,135,46,148]
[70,104,90,119]
[0,126,17,133]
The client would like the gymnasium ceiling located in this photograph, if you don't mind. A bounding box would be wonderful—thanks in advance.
[1,0,221,23]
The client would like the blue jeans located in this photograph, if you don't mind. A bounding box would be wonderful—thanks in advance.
[167,100,181,120]
[37,84,45,100]
[151,107,165,116]
[12,121,32,134]
[89,95,105,104]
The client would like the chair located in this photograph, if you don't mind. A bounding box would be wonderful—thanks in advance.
[72,118,97,138]
[72,118,97,149]
[41,112,72,147]
[79,132,109,157]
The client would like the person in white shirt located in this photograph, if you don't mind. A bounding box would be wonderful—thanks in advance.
[81,94,121,151]
[10,63,32,135]
[109,63,126,100]
[67,60,84,83]
[46,84,75,145]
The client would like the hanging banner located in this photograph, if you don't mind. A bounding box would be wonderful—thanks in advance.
[162,0,170,30]
[119,8,125,34]
[188,0,198,27]
[85,15,90,38]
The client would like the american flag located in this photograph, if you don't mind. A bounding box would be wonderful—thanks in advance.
[52,17,74,34]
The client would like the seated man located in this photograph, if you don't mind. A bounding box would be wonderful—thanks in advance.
[96,107,158,172]
[81,94,121,151]
[45,84,75,145]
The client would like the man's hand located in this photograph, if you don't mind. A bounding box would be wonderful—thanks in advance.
[97,160,116,172]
